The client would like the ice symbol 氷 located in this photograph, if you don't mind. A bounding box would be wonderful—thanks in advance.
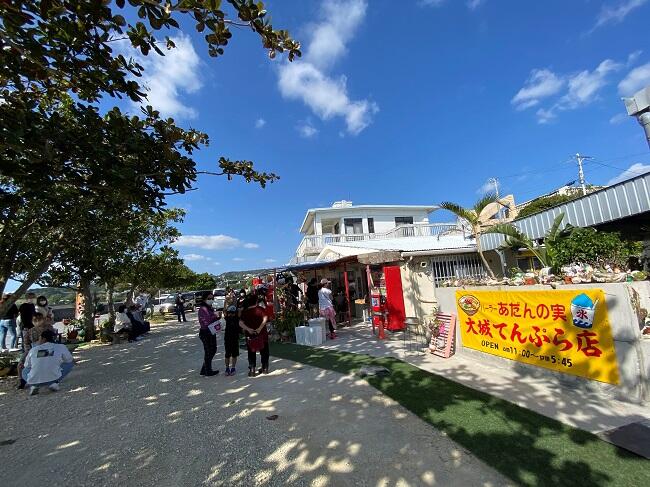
[570,293,597,329]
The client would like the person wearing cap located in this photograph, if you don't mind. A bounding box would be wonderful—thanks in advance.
[318,278,337,339]
[223,305,240,376]
[22,329,74,396]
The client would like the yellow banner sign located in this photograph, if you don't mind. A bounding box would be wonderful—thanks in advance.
[455,289,619,385]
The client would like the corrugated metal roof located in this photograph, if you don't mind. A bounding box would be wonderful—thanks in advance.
[481,170,650,251]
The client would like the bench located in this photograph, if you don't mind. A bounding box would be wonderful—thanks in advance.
[111,331,130,345]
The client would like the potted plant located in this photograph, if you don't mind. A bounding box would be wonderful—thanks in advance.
[273,309,304,342]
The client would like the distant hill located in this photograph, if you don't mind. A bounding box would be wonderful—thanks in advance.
[213,268,275,289]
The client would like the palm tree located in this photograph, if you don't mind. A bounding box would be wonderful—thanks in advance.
[439,194,499,279]
[484,213,570,272]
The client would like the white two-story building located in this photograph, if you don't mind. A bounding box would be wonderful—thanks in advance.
[293,200,464,263]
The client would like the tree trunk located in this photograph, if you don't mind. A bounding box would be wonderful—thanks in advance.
[80,276,95,342]
[106,282,116,324]
[476,231,497,279]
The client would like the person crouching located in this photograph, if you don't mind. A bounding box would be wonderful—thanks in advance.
[22,329,74,396]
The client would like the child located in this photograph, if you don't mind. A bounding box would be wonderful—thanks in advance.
[224,306,240,376]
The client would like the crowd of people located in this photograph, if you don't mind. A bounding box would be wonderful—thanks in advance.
[113,303,151,342]
[196,285,276,379]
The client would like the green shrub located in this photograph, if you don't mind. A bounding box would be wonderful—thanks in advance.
[517,194,577,219]
[554,228,642,269]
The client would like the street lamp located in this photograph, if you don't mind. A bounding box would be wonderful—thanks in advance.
[623,86,650,149]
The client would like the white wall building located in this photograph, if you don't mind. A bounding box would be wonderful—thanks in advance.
[292,201,475,264]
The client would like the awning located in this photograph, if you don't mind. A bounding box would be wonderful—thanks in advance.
[315,244,380,262]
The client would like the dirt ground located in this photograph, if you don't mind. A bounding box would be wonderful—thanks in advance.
[0,319,510,487]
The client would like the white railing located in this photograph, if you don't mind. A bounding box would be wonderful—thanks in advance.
[294,223,461,257]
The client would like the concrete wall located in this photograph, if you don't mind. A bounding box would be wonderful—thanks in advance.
[436,282,650,404]
[400,260,438,320]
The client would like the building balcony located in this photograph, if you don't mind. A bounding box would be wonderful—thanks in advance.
[293,223,461,260]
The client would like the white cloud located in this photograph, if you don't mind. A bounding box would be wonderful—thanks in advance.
[174,235,258,250]
[561,59,622,108]
[276,0,377,135]
[609,113,628,125]
[594,0,648,30]
[265,259,278,263]
[536,108,557,124]
[476,179,498,195]
[606,163,650,185]
[126,34,202,119]
[618,62,650,96]
[232,257,246,262]
[420,0,486,10]
[182,253,209,262]
[243,243,260,249]
[514,59,624,123]
[255,118,266,128]
[511,69,564,110]
[297,120,318,138]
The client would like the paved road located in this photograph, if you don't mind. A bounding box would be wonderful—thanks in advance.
[0,319,509,487]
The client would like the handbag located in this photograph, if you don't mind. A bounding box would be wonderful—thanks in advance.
[247,333,265,352]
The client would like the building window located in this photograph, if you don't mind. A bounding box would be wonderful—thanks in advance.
[430,254,487,286]
[344,218,363,235]
[395,216,414,226]
[367,218,375,233]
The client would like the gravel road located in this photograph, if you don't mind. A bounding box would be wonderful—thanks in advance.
[0,317,509,487]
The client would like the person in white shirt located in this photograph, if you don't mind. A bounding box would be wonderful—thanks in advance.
[22,329,74,395]
[114,305,132,333]
[318,279,337,339]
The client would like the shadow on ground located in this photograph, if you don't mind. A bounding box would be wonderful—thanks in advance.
[0,320,509,487]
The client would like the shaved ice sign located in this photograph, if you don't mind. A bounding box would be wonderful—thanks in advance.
[456,289,620,385]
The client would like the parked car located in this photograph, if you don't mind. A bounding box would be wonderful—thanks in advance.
[158,293,195,315]
[212,288,226,311]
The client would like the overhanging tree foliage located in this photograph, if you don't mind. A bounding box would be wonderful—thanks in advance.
[0,0,301,317]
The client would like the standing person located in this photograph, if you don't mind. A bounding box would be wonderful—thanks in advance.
[239,295,269,377]
[318,279,337,339]
[18,292,37,353]
[174,292,187,323]
[223,305,240,376]
[306,278,319,318]
[236,289,247,310]
[22,329,74,396]
[197,293,219,377]
[0,294,19,351]
[35,295,54,326]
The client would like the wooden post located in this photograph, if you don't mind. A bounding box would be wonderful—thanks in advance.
[344,261,352,326]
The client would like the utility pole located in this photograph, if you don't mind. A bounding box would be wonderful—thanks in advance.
[574,153,591,195]
[488,177,502,218]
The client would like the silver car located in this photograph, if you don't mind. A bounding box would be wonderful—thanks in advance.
[158,294,195,315]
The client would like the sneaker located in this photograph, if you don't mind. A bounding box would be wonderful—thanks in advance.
[258,368,269,375]
[248,369,256,378]
[29,386,39,396]
[231,368,236,376]
[48,383,60,392]
[224,368,231,376]
[205,370,219,377]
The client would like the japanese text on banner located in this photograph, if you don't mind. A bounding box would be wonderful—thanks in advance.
[455,289,619,385]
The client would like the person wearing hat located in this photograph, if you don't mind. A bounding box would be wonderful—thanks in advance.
[318,278,337,339]
[223,304,240,376]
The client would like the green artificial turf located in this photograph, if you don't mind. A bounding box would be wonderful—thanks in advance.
[270,342,650,487]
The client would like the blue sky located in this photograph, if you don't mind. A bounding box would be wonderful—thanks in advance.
[119,0,650,274]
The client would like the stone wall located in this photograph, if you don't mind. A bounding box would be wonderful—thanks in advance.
[435,282,650,404]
